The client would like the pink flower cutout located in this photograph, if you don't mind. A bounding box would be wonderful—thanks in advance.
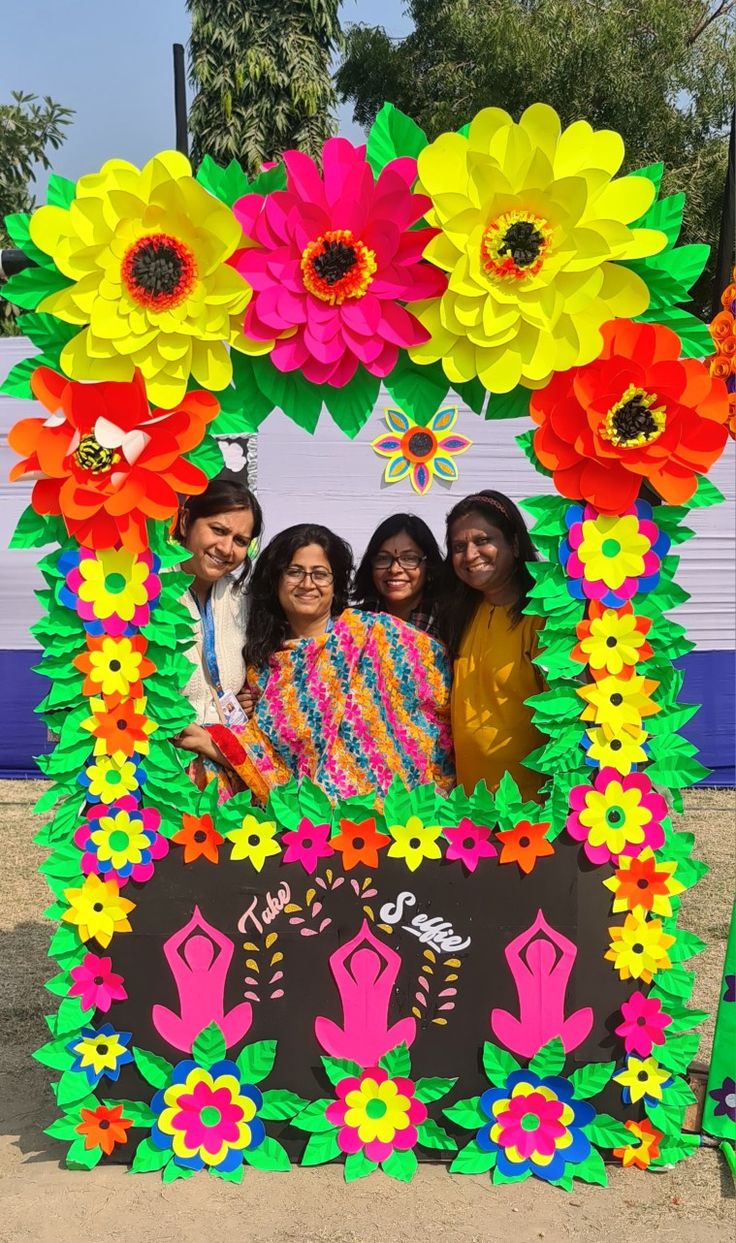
[325,1066,427,1164]
[175,1078,248,1156]
[281,817,333,874]
[615,991,673,1058]
[68,952,127,1012]
[443,819,497,872]
[494,1089,567,1160]
[231,137,446,387]
[566,767,668,866]
[73,796,168,885]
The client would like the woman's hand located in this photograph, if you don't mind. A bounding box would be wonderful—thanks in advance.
[172,724,223,765]
[237,685,258,719]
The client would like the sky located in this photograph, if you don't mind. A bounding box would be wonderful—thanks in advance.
[5,0,413,191]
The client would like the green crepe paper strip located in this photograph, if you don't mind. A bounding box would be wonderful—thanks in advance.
[366,102,429,176]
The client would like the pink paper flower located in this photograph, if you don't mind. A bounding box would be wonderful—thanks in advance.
[231,137,446,386]
[281,817,333,874]
[566,768,667,865]
[325,1066,427,1163]
[68,952,128,1012]
[443,818,497,872]
[73,796,168,884]
[615,991,673,1057]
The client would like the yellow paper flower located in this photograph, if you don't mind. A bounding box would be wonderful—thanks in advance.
[28,151,262,407]
[343,1075,414,1144]
[584,725,650,775]
[387,815,443,871]
[62,874,135,947]
[613,1056,671,1104]
[575,514,654,592]
[573,606,653,677]
[605,913,675,983]
[227,815,281,871]
[604,848,685,917]
[409,104,665,392]
[76,548,155,623]
[70,1030,131,1078]
[81,755,143,803]
[577,673,660,736]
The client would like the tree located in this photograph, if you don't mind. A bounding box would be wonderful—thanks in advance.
[186,0,342,177]
[336,0,735,313]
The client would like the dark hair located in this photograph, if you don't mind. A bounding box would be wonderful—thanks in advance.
[174,478,263,587]
[245,523,354,669]
[353,513,443,611]
[437,490,539,657]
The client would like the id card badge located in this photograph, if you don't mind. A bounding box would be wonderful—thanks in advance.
[218,689,247,728]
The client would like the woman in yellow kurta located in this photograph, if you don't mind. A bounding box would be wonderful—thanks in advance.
[440,490,545,802]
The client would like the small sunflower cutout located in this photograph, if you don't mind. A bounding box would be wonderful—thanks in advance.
[371,406,472,495]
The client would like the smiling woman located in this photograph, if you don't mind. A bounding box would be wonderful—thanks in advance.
[353,513,443,637]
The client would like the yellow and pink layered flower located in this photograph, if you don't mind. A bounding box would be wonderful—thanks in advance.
[476,1070,594,1183]
[59,546,161,636]
[560,501,670,608]
[371,405,472,494]
[566,768,667,865]
[230,137,446,387]
[325,1066,427,1163]
[73,796,168,885]
[150,1059,265,1173]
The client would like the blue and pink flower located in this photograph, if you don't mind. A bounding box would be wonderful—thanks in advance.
[58,545,161,636]
[325,1066,427,1163]
[476,1070,594,1183]
[150,1059,265,1173]
[560,501,669,607]
[73,796,168,885]
[67,1022,133,1086]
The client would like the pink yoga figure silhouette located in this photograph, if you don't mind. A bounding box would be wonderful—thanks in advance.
[315,919,416,1065]
[490,909,593,1058]
[152,906,253,1053]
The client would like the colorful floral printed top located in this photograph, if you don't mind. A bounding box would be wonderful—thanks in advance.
[209,608,454,803]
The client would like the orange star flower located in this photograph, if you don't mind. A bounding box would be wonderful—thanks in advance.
[81,696,157,762]
[72,634,155,700]
[603,848,684,917]
[331,818,391,870]
[75,1102,133,1155]
[173,813,224,863]
[496,820,554,874]
[613,1118,663,1169]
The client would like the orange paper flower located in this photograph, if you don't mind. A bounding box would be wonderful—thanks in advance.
[8,367,219,551]
[75,1102,133,1155]
[173,813,224,863]
[331,818,391,870]
[603,848,684,917]
[81,696,157,762]
[572,601,653,679]
[613,1118,663,1169]
[496,820,554,874]
[72,634,155,700]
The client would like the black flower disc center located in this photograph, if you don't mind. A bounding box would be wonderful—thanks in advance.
[74,434,117,475]
[406,431,435,458]
[498,221,545,268]
[311,240,358,286]
[130,240,186,296]
[611,395,661,443]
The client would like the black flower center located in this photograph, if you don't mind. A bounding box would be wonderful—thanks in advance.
[603,385,666,448]
[93,903,104,913]
[409,838,422,851]
[352,837,365,850]
[109,659,122,671]
[498,221,545,268]
[632,943,644,954]
[462,838,476,851]
[98,1119,110,1130]
[606,636,618,648]
[610,740,623,751]
[96,1043,108,1055]
[406,431,435,459]
[311,239,357,286]
[194,830,207,843]
[248,834,261,847]
[637,1071,649,1082]
[637,878,650,889]
[117,719,127,730]
[612,396,660,442]
[122,232,197,310]
[74,434,117,475]
[610,693,623,706]
[518,836,530,848]
[301,839,312,850]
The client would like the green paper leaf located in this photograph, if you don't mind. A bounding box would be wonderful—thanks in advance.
[247,162,287,196]
[449,1138,497,1175]
[131,1137,171,1173]
[65,1136,102,1170]
[254,357,322,433]
[444,1097,485,1129]
[657,1033,701,1075]
[9,506,66,550]
[517,428,552,477]
[292,1099,334,1133]
[133,1047,174,1090]
[111,1099,156,1127]
[452,375,487,415]
[662,243,710,292]
[630,162,664,195]
[300,1129,341,1166]
[652,1132,700,1166]
[191,1022,227,1070]
[655,963,695,1002]
[381,1147,418,1182]
[17,311,81,354]
[243,1135,291,1172]
[416,1119,457,1151]
[210,1162,244,1183]
[186,434,224,479]
[687,475,725,509]
[216,351,274,433]
[45,1114,83,1141]
[482,1041,521,1087]
[636,305,713,359]
[236,1039,276,1085]
[162,1160,195,1182]
[323,370,381,438]
[493,1163,532,1186]
[414,1076,457,1103]
[669,929,706,964]
[4,212,56,266]
[366,102,428,176]
[0,355,36,399]
[572,1146,608,1186]
[196,154,250,206]
[528,1037,565,1078]
[639,193,684,245]
[584,1113,631,1148]
[485,386,530,421]
[260,1089,309,1121]
[379,1043,411,1078]
[321,1055,362,1086]
[383,356,449,425]
[34,1040,74,1072]
[344,1150,377,1182]
[55,1068,94,1110]
[1,264,72,310]
[569,1061,616,1099]
[47,173,76,208]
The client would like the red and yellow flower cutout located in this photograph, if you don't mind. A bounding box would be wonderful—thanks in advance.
[371,406,472,494]
[572,602,653,679]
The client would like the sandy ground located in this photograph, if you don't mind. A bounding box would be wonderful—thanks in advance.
[0,780,733,1243]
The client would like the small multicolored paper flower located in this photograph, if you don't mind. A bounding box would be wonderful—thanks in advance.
[81,696,157,763]
[371,406,472,495]
[67,1023,133,1085]
[443,819,497,872]
[530,318,729,511]
[78,754,147,804]
[281,817,333,874]
[74,797,168,885]
[9,367,219,550]
[68,952,128,1013]
[72,634,155,699]
[75,1102,133,1156]
[59,546,161,636]
[231,137,446,387]
[583,724,650,775]
[572,602,653,678]
[62,874,135,947]
[577,672,660,737]
[614,1055,672,1107]
[496,820,554,874]
[227,815,281,871]
[613,1118,663,1170]
[387,815,443,871]
[331,818,391,870]
[614,991,672,1058]
[560,502,669,607]
[325,1067,427,1163]
[566,768,667,865]
[709,1077,736,1123]
[150,1060,265,1172]
[604,849,684,917]
[172,813,224,864]
[476,1069,594,1183]
[29,151,253,408]
[605,912,675,984]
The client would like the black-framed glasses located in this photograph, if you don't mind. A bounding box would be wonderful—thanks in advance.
[372,552,427,570]
[283,566,334,585]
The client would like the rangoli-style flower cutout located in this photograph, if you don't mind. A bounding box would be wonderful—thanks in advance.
[572,602,653,680]
[28,151,255,407]
[410,103,666,393]
[75,1103,133,1156]
[566,768,667,865]
[475,1069,594,1183]
[605,912,675,984]
[74,797,168,885]
[80,696,157,763]
[614,992,672,1059]
[9,367,219,551]
[371,406,472,495]
[73,634,155,700]
[59,546,161,636]
[612,1118,663,1169]
[530,319,729,511]
[62,873,136,947]
[230,137,446,386]
[68,952,128,1013]
[151,1061,265,1173]
[227,815,281,871]
[172,812,224,864]
[67,1023,133,1086]
[604,848,684,917]
[560,501,670,607]
[326,1065,428,1163]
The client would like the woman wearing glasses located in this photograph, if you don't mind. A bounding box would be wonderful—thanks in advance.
[353,514,443,638]
[180,523,454,802]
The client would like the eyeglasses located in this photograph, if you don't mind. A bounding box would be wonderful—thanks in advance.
[283,566,334,585]
[372,552,427,570]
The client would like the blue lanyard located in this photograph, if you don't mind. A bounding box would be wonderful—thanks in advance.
[190,589,223,693]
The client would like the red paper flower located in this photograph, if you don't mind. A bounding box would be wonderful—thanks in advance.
[75,1102,133,1155]
[173,813,223,864]
[81,696,157,762]
[230,137,446,387]
[530,319,729,511]
[612,1118,663,1169]
[330,817,391,870]
[8,367,219,551]
[496,820,554,875]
